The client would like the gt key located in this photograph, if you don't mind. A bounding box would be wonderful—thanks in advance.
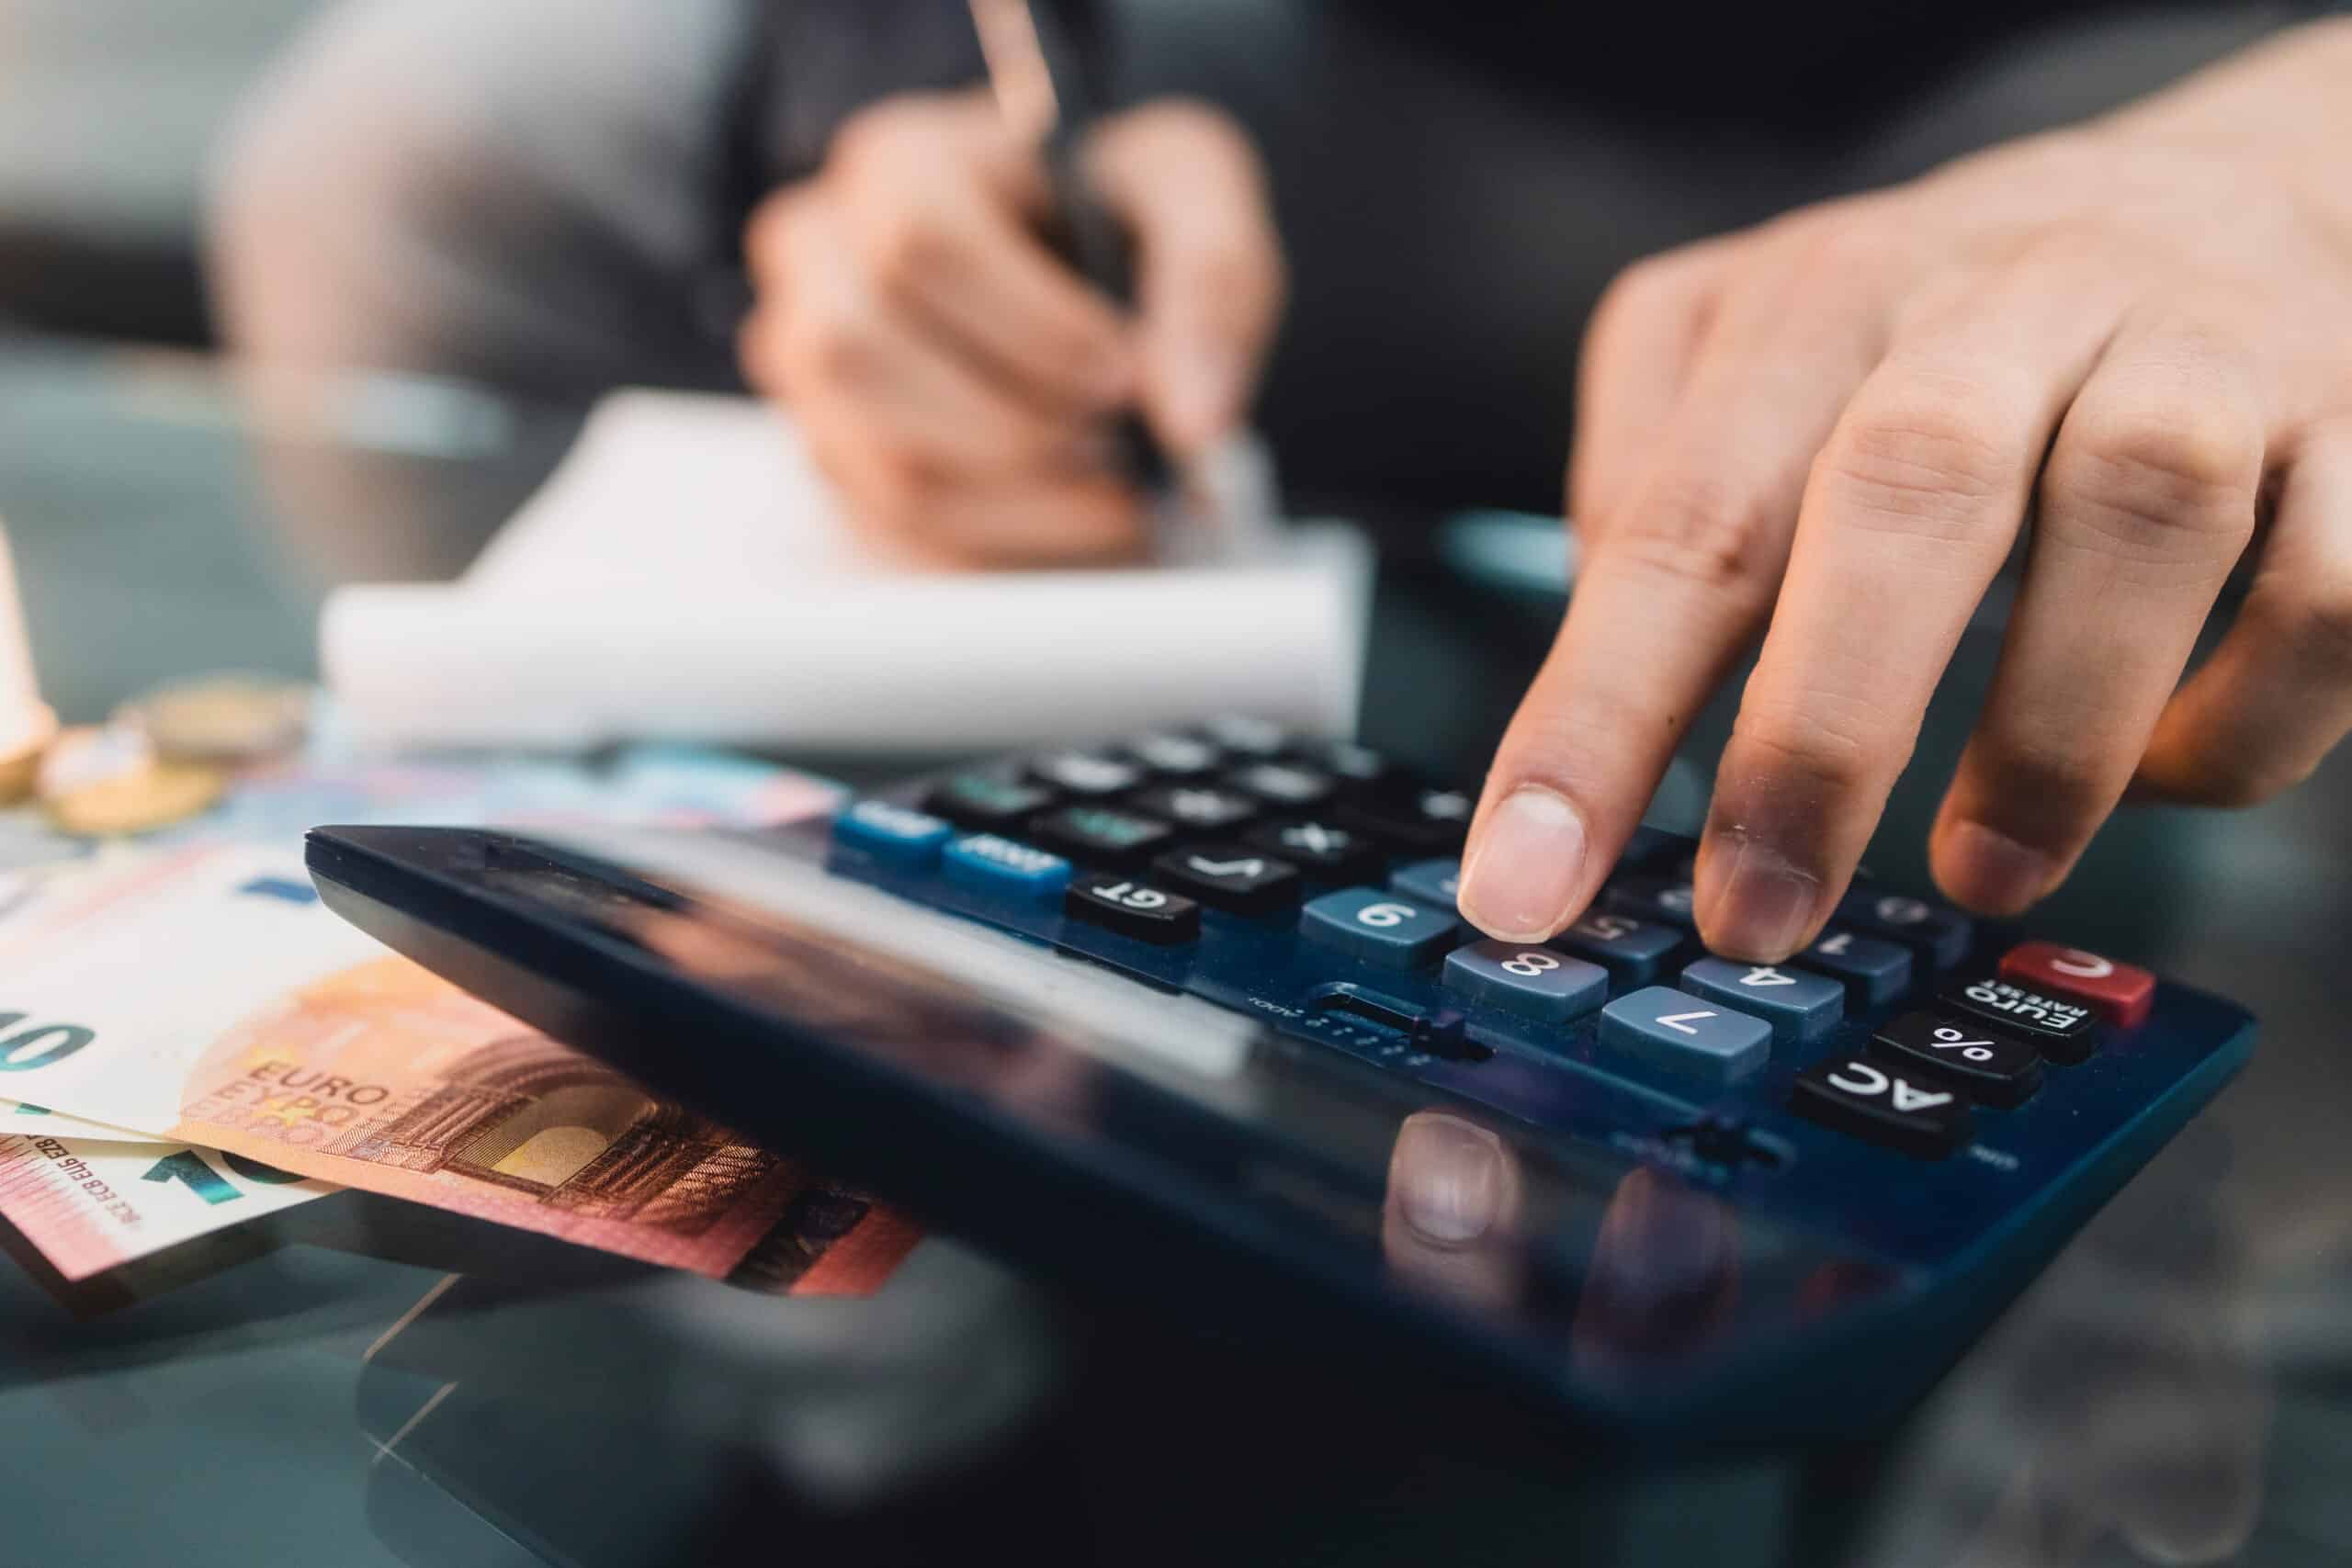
[1066,874,1200,945]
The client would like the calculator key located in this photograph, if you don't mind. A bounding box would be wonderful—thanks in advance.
[1027,750,1144,796]
[1598,987,1771,1085]
[1389,857,1463,918]
[831,799,953,865]
[1300,888,1458,968]
[1789,1055,1973,1158]
[1445,942,1608,1022]
[1998,941,2154,1029]
[1131,784,1260,833]
[1940,976,2098,1064]
[926,772,1058,829]
[1026,805,1175,867]
[1226,761,1336,809]
[1869,1011,2043,1109]
[1065,874,1200,945]
[1294,739,1391,787]
[1679,958,1844,1043]
[1125,731,1223,777]
[1553,909,1682,985]
[1835,887,1973,969]
[1605,875,1700,931]
[1243,819,1385,884]
[1801,928,1914,1007]
[1150,843,1301,915]
[1616,826,1686,873]
[1202,715,1289,757]
[1334,786,1475,853]
[943,834,1073,900]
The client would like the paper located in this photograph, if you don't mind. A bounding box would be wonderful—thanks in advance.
[322,390,1368,751]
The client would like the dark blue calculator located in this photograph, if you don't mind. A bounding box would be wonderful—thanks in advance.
[303,719,2254,1444]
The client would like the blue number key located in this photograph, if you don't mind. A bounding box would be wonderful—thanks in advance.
[944,834,1072,901]
[1554,909,1681,984]
[831,800,954,865]
[1598,987,1772,1084]
[1301,888,1457,968]
[1389,858,1463,918]
[1838,887,1973,969]
[1679,957,1844,1043]
[1803,927,1914,1006]
[1445,942,1608,1021]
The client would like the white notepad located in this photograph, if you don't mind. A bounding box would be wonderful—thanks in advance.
[322,391,1371,752]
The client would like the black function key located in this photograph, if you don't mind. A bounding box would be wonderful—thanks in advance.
[1334,785,1475,853]
[1789,1055,1974,1159]
[1605,875,1700,932]
[1939,976,2098,1065]
[1026,805,1175,867]
[1869,1010,2043,1108]
[1131,784,1260,833]
[1125,731,1222,778]
[926,772,1058,829]
[1150,843,1301,915]
[1241,819,1385,885]
[1291,739,1391,789]
[1201,715,1289,757]
[1065,874,1200,945]
[1227,761,1336,809]
[1028,750,1144,797]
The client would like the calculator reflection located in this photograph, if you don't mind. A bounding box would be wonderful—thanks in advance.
[1381,1111,1743,1365]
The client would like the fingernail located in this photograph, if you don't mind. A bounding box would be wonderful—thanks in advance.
[1702,831,1821,962]
[1392,1114,1508,1245]
[1942,820,2058,915]
[1458,785,1588,942]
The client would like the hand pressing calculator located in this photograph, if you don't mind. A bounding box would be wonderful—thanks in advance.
[305,718,2254,1443]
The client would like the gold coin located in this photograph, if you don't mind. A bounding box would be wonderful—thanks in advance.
[43,761,225,837]
[122,674,311,765]
[0,701,56,806]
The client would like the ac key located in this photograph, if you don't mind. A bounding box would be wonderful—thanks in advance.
[1790,1054,1974,1158]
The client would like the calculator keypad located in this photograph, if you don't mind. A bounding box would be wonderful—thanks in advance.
[1998,942,2154,1028]
[1679,958,1844,1043]
[1132,784,1260,833]
[1599,987,1771,1084]
[1940,976,2098,1063]
[1244,820,1384,885]
[1151,844,1301,915]
[927,773,1057,829]
[944,833,1072,899]
[1868,1010,2042,1108]
[1790,1055,1973,1158]
[1066,874,1201,944]
[840,724,2196,1180]
[1445,942,1609,1022]
[1026,805,1174,867]
[1301,888,1457,967]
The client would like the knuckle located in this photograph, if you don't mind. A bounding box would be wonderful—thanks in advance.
[1606,467,1782,594]
[1728,691,1894,797]
[1976,731,2117,822]
[866,209,955,299]
[1815,377,2024,536]
[2052,398,2264,548]
[2256,571,2352,679]
[786,318,876,389]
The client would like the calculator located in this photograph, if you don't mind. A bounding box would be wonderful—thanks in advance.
[304,718,2256,1443]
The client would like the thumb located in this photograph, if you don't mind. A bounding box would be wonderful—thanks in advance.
[1083,101,1284,456]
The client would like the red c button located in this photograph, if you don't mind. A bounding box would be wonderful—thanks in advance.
[1998,941,2154,1029]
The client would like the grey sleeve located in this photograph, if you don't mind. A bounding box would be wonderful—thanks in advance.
[207,0,757,397]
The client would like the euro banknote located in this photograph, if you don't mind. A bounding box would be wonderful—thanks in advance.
[0,842,916,1282]
[0,1129,332,1280]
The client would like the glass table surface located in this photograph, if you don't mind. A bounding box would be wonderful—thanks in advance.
[0,334,2346,1568]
